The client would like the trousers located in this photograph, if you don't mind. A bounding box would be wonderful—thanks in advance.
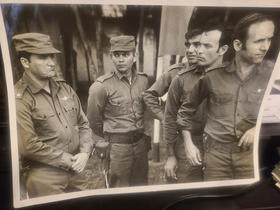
[170,135,203,183]
[24,164,90,198]
[108,134,148,187]
[203,135,254,181]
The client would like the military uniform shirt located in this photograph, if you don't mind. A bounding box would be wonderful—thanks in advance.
[164,66,206,147]
[87,67,149,137]
[177,60,274,143]
[15,73,93,171]
[143,62,189,121]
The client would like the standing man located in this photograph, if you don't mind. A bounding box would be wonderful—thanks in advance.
[87,35,149,187]
[164,23,230,182]
[14,33,94,197]
[177,13,275,181]
[142,29,202,121]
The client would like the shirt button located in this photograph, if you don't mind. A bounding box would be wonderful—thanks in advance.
[65,126,68,128]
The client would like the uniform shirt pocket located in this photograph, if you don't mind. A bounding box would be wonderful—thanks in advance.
[107,98,126,116]
[247,92,263,104]
[246,91,264,117]
[32,111,56,136]
[61,99,78,124]
[212,93,233,104]
[209,93,234,118]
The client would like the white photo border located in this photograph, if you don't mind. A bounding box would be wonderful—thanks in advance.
[0,0,280,208]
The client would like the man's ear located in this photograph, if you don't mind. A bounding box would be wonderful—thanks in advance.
[133,51,137,62]
[20,57,30,69]
[233,39,243,52]
[218,44,229,55]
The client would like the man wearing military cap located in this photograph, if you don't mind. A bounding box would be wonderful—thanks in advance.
[87,35,149,187]
[13,32,94,197]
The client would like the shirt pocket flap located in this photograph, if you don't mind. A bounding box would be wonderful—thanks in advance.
[32,112,55,120]
[63,101,76,112]
[247,92,262,104]
[212,93,233,104]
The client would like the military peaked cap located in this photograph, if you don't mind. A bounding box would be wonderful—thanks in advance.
[110,35,135,52]
[12,32,61,54]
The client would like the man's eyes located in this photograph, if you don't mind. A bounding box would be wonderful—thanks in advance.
[185,42,200,48]
[193,42,200,48]
[37,54,54,59]
[200,44,212,49]
[113,52,130,57]
[254,37,273,44]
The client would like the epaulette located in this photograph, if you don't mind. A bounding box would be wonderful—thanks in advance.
[96,72,114,83]
[167,62,187,72]
[14,79,27,99]
[137,71,148,77]
[178,65,197,75]
[205,62,229,73]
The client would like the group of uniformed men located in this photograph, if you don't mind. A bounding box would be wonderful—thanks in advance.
[14,12,276,197]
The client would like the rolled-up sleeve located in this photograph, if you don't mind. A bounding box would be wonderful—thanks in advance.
[17,100,73,171]
[143,72,173,121]
[87,81,106,139]
[177,75,209,131]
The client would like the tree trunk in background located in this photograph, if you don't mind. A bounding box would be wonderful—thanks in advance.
[71,5,98,85]
[138,7,145,72]
[95,5,104,78]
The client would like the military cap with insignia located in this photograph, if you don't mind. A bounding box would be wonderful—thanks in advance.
[110,35,135,52]
[12,32,61,54]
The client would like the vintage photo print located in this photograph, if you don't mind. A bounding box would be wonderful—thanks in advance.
[1,0,280,208]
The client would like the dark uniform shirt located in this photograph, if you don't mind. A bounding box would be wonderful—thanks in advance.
[87,67,149,137]
[15,73,93,171]
[164,66,206,147]
[143,62,189,121]
[177,60,274,143]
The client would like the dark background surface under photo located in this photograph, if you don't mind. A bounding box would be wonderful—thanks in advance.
[1,4,280,210]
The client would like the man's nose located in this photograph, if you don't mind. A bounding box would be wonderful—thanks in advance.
[118,55,125,62]
[197,45,203,54]
[47,56,55,66]
[260,39,271,52]
[189,45,195,53]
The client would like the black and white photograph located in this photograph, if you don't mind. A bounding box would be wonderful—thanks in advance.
[1,0,280,208]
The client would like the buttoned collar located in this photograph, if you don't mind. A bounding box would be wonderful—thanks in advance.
[194,65,204,74]
[204,62,230,73]
[114,64,137,82]
[226,59,267,75]
[22,72,59,94]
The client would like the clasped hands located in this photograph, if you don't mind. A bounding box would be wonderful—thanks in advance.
[71,152,90,173]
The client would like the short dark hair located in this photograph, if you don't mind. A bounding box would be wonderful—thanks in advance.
[202,17,232,48]
[17,51,31,61]
[185,28,202,40]
[233,13,274,44]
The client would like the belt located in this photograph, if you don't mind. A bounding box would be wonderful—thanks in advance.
[105,132,144,144]
[205,135,244,154]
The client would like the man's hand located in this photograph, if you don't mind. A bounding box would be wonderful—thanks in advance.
[71,152,89,173]
[182,130,201,166]
[164,156,178,180]
[238,127,256,151]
